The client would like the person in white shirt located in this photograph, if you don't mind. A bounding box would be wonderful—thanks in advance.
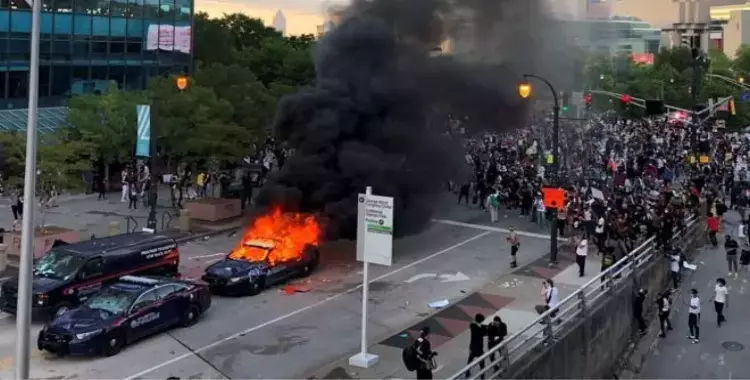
[535,279,559,320]
[669,250,681,290]
[120,169,129,203]
[536,197,546,228]
[688,288,700,343]
[576,238,588,277]
[713,278,728,327]
[595,216,606,252]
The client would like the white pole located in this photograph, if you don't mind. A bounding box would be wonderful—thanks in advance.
[360,186,371,355]
[15,0,41,376]
[349,186,378,368]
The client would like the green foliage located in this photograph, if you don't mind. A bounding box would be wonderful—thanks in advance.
[0,131,90,191]
[584,46,750,127]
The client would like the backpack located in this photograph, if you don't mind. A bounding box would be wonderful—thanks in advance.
[402,340,420,371]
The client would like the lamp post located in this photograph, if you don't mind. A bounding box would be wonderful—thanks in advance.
[518,73,560,265]
[146,76,188,230]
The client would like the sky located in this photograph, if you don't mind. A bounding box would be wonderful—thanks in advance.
[197,0,348,35]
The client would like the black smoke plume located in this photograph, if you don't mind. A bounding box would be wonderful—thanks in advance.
[257,0,572,239]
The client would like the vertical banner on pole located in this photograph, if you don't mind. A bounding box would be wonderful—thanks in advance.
[350,187,393,369]
[135,105,151,157]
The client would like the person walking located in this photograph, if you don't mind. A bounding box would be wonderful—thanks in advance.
[657,291,673,338]
[707,212,719,247]
[487,190,499,223]
[120,168,130,203]
[415,327,436,380]
[465,314,486,379]
[713,278,728,327]
[725,235,740,278]
[687,288,700,343]
[128,180,138,210]
[507,227,520,268]
[633,288,647,334]
[576,237,588,277]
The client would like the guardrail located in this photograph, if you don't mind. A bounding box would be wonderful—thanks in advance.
[125,216,139,233]
[449,215,699,380]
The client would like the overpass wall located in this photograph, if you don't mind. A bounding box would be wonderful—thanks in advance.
[506,227,703,379]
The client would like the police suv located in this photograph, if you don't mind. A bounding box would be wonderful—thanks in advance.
[37,275,211,357]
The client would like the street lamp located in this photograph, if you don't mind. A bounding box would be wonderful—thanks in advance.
[146,76,189,230]
[740,76,745,84]
[519,73,560,265]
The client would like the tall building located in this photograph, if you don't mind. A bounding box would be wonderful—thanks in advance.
[711,2,750,57]
[272,10,287,36]
[0,0,194,131]
[562,17,662,55]
[609,0,745,28]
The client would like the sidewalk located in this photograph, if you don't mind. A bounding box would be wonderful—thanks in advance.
[638,241,750,379]
[311,246,604,379]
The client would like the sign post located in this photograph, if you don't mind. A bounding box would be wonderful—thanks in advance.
[349,186,393,368]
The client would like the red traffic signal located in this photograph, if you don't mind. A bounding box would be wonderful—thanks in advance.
[583,93,592,105]
[620,94,632,104]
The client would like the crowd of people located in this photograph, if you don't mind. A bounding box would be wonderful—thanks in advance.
[405,110,744,379]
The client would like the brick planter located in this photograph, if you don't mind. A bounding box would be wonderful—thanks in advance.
[3,227,80,267]
[186,198,242,222]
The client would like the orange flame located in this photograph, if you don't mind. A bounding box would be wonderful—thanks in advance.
[228,208,321,266]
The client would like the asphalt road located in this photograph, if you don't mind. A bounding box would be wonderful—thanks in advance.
[0,202,552,379]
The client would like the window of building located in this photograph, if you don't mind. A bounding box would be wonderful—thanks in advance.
[72,37,90,58]
[126,37,141,54]
[8,70,27,98]
[109,38,125,54]
[144,0,157,18]
[159,0,174,20]
[39,65,51,96]
[0,0,10,9]
[91,40,107,60]
[0,72,6,99]
[123,65,141,89]
[52,39,71,59]
[40,40,52,60]
[90,65,107,80]
[51,65,72,96]
[126,0,142,18]
[8,38,29,60]
[55,0,73,12]
[108,65,124,86]
[71,65,89,82]
[175,0,189,21]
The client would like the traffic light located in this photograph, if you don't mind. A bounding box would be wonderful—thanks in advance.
[583,93,592,109]
[561,91,571,112]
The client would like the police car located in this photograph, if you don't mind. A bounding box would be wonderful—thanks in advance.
[37,275,211,357]
[202,240,319,296]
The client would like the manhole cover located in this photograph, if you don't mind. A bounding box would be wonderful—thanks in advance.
[722,341,745,352]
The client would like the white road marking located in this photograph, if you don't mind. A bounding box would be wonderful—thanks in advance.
[405,273,437,283]
[124,230,492,380]
[432,219,568,241]
[189,252,227,260]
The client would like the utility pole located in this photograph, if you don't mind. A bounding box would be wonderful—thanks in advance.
[15,0,41,376]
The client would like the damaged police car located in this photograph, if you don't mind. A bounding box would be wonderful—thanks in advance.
[37,275,211,357]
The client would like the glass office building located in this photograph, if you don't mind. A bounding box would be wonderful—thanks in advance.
[0,0,193,130]
[562,16,662,56]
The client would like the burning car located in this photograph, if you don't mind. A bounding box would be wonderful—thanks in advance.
[202,209,321,295]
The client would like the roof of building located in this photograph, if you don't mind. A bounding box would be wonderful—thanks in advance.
[0,106,67,133]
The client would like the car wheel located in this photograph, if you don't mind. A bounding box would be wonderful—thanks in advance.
[181,305,200,327]
[51,303,72,321]
[247,280,264,296]
[103,333,124,357]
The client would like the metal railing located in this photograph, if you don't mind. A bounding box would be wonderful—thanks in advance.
[448,215,699,380]
[125,216,139,233]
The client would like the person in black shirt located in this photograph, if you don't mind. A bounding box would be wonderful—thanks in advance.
[725,235,740,277]
[633,288,647,334]
[415,327,436,380]
[465,313,486,379]
[486,316,507,373]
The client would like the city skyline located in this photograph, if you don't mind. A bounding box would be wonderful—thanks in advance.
[197,0,345,35]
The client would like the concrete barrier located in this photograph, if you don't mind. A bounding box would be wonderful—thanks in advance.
[506,224,703,379]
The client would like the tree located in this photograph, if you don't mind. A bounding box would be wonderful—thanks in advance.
[0,131,27,187]
[62,82,145,182]
[194,63,278,136]
[194,12,237,66]
[148,75,252,169]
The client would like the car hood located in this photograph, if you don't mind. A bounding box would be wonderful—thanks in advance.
[1,276,63,294]
[47,307,118,332]
[205,259,266,278]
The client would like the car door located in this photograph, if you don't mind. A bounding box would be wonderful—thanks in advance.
[72,257,105,304]
[125,290,166,341]
[154,284,184,327]
[266,263,291,285]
